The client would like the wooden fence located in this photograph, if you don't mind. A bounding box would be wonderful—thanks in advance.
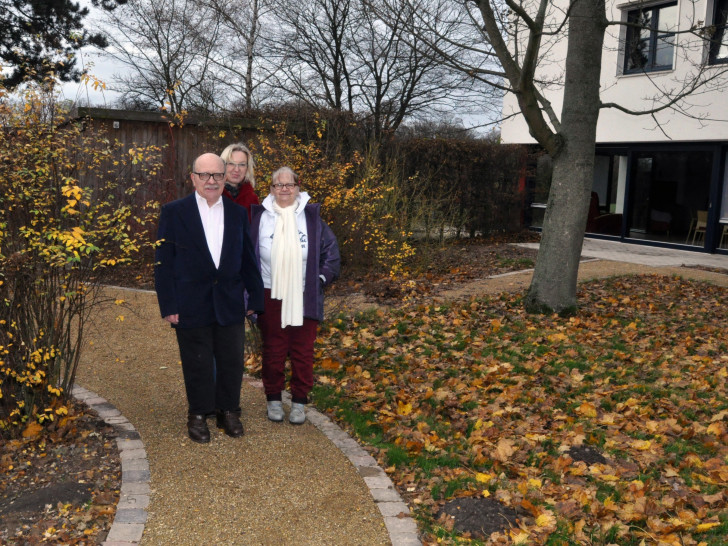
[72,107,262,204]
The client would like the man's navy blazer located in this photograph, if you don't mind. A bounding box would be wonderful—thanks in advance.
[154,193,264,328]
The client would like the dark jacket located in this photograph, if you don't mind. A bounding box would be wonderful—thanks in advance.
[223,182,259,221]
[250,202,340,321]
[154,193,264,328]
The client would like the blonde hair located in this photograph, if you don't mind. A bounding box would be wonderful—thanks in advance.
[220,143,256,188]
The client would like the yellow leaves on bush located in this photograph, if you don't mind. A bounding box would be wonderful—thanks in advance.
[127,146,151,165]
[80,72,106,92]
[61,184,83,200]
[47,385,62,397]
[251,122,413,276]
[1,82,160,439]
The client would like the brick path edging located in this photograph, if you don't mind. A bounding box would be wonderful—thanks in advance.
[72,385,149,546]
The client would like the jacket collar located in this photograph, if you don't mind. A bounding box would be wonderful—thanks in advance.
[262,191,310,214]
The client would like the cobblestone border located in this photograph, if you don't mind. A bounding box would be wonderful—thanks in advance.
[71,385,149,546]
[248,379,422,546]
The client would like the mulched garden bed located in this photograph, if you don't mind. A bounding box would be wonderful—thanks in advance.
[0,402,120,544]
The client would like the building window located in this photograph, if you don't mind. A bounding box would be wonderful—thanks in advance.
[709,0,728,64]
[624,2,678,73]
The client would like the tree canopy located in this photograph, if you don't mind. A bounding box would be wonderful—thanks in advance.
[0,0,124,89]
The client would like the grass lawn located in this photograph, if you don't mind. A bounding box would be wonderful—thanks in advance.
[310,274,728,544]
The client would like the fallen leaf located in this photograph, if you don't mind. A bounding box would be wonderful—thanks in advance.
[535,511,556,528]
[493,438,515,462]
[320,357,341,370]
[396,401,412,416]
[22,422,43,439]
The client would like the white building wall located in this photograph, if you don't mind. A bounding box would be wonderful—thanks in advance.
[500,0,728,144]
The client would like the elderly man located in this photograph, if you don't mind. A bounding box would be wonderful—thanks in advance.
[154,152,264,443]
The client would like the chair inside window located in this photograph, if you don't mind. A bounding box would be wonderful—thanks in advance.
[687,210,708,245]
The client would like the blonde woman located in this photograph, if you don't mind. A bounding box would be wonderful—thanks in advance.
[220,142,258,220]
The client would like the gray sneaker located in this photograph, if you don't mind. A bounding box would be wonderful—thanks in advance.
[289,402,306,425]
[267,400,284,422]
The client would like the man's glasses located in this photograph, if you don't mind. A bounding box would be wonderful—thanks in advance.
[271,183,298,190]
[193,172,225,182]
[226,162,247,169]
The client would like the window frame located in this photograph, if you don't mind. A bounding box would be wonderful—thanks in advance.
[623,2,678,74]
[709,0,728,64]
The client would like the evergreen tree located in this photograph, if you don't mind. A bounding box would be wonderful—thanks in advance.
[1,0,124,88]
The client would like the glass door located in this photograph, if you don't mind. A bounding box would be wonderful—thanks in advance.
[627,151,712,245]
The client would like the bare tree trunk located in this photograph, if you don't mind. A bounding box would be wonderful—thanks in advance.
[245,0,259,110]
[525,0,606,313]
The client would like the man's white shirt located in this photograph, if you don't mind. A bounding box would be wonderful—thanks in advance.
[195,193,224,269]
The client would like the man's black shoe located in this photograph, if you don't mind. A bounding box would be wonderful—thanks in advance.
[216,410,244,437]
[187,414,211,443]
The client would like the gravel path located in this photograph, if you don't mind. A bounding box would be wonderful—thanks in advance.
[435,259,728,300]
[77,288,390,546]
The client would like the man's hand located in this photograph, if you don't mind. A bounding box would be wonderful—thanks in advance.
[164,314,179,324]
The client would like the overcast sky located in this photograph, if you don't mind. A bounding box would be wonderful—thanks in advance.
[59,48,123,106]
[59,0,124,106]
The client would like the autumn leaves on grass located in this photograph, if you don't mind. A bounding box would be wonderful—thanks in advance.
[313,274,728,544]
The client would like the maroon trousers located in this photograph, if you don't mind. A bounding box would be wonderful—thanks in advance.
[258,289,318,403]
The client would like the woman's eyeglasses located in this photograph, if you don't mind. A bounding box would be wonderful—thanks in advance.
[271,183,298,190]
[226,162,247,169]
[193,172,225,182]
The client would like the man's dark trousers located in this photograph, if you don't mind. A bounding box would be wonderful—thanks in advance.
[175,323,245,415]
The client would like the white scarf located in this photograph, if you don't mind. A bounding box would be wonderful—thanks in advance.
[271,200,303,327]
